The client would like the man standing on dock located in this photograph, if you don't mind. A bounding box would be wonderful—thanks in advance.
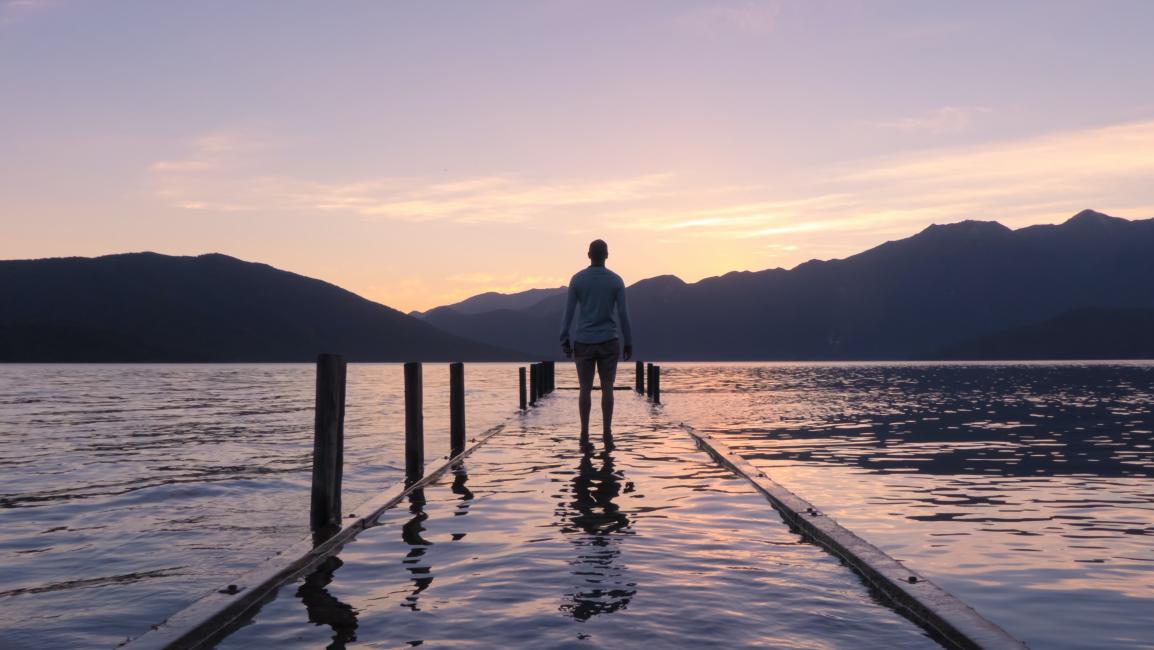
[560,239,633,437]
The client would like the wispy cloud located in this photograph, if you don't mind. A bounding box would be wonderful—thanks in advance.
[674,1,781,36]
[866,106,992,134]
[152,119,1154,263]
[0,0,58,25]
[150,134,677,223]
[613,118,1154,245]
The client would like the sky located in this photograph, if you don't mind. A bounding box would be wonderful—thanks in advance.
[3,0,1154,312]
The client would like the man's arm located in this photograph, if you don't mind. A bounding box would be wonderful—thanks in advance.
[559,282,578,357]
[616,282,633,360]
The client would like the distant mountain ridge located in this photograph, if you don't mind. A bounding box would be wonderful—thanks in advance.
[412,286,566,318]
[422,210,1154,360]
[6,210,1152,362]
[938,307,1154,360]
[0,252,523,362]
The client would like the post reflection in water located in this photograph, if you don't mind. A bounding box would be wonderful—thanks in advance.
[400,487,433,611]
[399,465,474,615]
[557,431,637,621]
[295,555,358,650]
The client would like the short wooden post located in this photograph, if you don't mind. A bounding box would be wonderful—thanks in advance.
[450,362,465,457]
[635,360,644,393]
[311,353,346,533]
[529,363,539,406]
[519,366,527,411]
[404,362,424,480]
[653,365,661,404]
[646,363,654,400]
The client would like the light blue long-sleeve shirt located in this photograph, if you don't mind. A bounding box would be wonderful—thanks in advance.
[558,266,633,346]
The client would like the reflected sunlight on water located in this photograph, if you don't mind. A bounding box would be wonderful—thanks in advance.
[218,391,935,650]
[3,362,1152,649]
[0,363,521,649]
[662,361,1154,650]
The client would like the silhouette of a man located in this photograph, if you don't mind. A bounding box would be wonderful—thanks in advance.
[560,239,633,436]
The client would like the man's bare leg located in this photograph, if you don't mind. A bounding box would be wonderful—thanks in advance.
[597,356,618,436]
[576,357,596,436]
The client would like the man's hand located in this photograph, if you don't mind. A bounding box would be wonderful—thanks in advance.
[623,344,633,361]
[562,340,573,359]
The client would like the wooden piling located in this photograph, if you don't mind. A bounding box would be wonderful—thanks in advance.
[519,367,527,411]
[404,362,424,479]
[653,365,661,404]
[635,360,644,393]
[529,363,539,406]
[450,362,465,457]
[646,363,654,400]
[310,353,346,533]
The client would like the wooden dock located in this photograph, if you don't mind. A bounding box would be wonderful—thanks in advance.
[125,359,1025,650]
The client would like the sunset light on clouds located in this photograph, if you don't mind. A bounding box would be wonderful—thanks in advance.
[3,0,1154,311]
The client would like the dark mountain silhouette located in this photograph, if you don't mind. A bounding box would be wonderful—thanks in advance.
[421,308,560,359]
[0,252,523,362]
[412,286,565,318]
[938,307,1154,360]
[423,210,1154,360]
[422,275,694,359]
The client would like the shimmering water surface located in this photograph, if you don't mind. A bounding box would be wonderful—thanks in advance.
[218,392,935,649]
[2,362,1153,649]
[0,364,521,649]
[662,362,1154,650]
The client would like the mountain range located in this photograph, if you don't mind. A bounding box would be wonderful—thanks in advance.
[422,210,1154,360]
[3,210,1152,362]
[0,253,522,362]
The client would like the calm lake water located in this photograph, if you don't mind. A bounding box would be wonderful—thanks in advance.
[0,364,523,650]
[1,362,1152,649]
[662,362,1154,650]
[219,390,937,650]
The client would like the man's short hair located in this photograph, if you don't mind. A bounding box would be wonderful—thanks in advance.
[588,239,608,260]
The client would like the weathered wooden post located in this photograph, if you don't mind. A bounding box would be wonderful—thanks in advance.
[635,360,644,393]
[404,361,424,480]
[646,363,654,400]
[311,354,347,533]
[519,366,527,411]
[529,363,539,406]
[450,362,465,457]
[653,365,661,404]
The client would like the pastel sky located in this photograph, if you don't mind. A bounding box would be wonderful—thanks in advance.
[3,1,1154,311]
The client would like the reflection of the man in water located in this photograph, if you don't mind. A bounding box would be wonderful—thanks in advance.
[559,431,637,621]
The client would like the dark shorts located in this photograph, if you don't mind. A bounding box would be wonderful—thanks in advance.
[574,339,620,387]
[573,338,620,361]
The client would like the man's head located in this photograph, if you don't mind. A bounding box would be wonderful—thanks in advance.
[588,239,609,265]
